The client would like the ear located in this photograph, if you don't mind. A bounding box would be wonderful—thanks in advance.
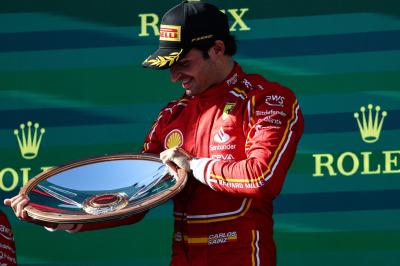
[209,40,226,58]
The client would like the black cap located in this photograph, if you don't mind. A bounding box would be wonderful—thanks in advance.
[142,0,230,69]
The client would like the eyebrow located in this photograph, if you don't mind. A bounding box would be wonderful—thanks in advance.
[180,57,190,62]
[177,59,190,65]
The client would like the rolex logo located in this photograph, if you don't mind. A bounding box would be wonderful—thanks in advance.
[354,104,387,143]
[14,121,46,160]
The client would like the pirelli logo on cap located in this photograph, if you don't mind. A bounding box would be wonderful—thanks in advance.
[160,25,181,42]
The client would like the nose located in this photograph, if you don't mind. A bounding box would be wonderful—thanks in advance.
[170,65,180,83]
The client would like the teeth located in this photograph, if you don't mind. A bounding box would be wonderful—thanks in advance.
[182,79,191,88]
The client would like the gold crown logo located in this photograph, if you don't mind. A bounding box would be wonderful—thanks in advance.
[14,121,46,160]
[353,104,387,143]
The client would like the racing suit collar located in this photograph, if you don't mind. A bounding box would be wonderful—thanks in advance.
[189,62,246,100]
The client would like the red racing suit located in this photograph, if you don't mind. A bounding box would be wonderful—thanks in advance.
[143,63,304,266]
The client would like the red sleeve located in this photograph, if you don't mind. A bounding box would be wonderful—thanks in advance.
[142,99,184,154]
[142,109,165,154]
[192,83,304,199]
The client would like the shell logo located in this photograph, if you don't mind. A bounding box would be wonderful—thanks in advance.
[164,129,183,149]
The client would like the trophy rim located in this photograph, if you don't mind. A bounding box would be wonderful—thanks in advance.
[20,153,187,224]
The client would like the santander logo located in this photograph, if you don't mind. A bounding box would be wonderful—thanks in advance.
[214,128,230,143]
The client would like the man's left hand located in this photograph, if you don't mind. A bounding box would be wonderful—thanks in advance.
[160,147,192,174]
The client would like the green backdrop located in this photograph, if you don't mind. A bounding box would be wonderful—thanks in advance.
[1,0,399,265]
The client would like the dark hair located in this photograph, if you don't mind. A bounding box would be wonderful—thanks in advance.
[191,34,237,59]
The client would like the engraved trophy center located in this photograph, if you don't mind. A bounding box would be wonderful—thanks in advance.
[83,193,129,215]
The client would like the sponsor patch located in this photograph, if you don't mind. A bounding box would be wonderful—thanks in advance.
[175,232,182,242]
[255,125,281,132]
[257,85,265,90]
[226,73,238,86]
[208,231,237,245]
[211,154,235,160]
[160,25,181,42]
[214,127,230,143]
[164,129,183,149]
[265,95,285,107]
[176,231,238,246]
[242,78,252,88]
[262,117,282,125]
[222,103,236,120]
[255,109,287,117]
[210,144,236,151]
[218,180,265,189]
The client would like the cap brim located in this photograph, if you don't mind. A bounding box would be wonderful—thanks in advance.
[142,47,184,69]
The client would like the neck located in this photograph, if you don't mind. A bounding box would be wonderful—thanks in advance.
[214,57,235,84]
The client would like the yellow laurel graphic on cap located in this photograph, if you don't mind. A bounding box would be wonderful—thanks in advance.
[144,49,183,68]
[165,129,183,149]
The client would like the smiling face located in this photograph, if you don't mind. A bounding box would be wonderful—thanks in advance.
[169,48,220,97]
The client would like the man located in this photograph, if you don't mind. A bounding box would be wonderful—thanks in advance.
[5,1,304,265]
[0,209,17,266]
[142,1,304,265]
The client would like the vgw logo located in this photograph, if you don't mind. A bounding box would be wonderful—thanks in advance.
[0,121,52,193]
[313,104,399,177]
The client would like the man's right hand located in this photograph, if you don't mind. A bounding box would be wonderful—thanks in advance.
[3,194,146,232]
[4,194,30,220]
[3,195,79,231]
